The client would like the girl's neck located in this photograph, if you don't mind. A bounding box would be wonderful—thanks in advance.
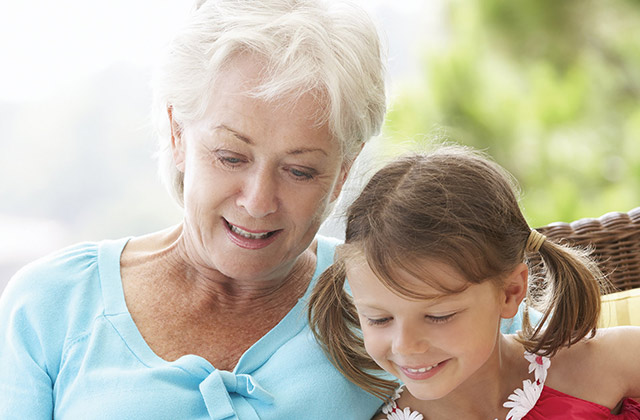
[408,335,527,420]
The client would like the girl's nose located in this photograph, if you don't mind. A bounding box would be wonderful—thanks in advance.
[236,168,279,218]
[392,323,430,356]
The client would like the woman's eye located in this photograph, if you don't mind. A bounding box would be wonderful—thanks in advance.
[215,152,246,167]
[426,313,456,324]
[287,167,315,180]
[366,317,392,326]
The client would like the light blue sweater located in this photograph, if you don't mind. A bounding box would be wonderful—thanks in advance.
[0,236,383,419]
[0,236,528,419]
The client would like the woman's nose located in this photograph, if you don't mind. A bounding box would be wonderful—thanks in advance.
[236,168,279,218]
[392,323,430,356]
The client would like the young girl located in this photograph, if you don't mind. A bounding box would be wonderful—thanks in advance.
[308,146,640,419]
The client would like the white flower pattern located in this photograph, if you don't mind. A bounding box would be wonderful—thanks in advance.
[379,351,550,420]
[503,379,543,420]
[380,387,424,420]
[386,406,424,420]
[524,352,551,384]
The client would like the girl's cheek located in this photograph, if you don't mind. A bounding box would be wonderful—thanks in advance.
[364,330,389,357]
[362,329,378,352]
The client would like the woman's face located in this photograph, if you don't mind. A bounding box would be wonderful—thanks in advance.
[346,259,509,401]
[171,55,349,282]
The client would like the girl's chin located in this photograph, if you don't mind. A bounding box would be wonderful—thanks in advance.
[404,383,455,402]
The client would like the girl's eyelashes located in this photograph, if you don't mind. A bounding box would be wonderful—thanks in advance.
[426,313,456,324]
[365,317,392,326]
[364,313,457,327]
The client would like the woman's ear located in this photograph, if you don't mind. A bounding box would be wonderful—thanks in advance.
[330,144,364,202]
[168,106,186,173]
[500,263,528,319]
[330,163,352,202]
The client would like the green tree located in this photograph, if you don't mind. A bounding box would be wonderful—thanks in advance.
[384,0,640,226]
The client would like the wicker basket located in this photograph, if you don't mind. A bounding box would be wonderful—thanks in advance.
[528,207,640,293]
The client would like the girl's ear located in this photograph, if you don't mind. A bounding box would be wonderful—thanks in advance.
[500,263,528,319]
[168,106,186,173]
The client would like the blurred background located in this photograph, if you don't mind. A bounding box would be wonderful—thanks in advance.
[1,0,640,295]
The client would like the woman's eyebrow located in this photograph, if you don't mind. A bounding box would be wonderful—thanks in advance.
[213,124,328,156]
[213,124,253,144]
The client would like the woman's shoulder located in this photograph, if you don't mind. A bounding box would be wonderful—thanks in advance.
[1,238,128,326]
[315,234,343,251]
[313,234,343,271]
[0,238,131,395]
[5,241,101,297]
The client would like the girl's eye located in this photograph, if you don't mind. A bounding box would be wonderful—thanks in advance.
[287,167,316,181]
[366,317,392,326]
[426,313,456,324]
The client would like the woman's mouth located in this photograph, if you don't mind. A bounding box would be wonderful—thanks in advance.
[229,223,276,240]
[224,219,281,249]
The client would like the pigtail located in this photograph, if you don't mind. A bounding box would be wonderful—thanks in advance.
[307,260,397,401]
[519,237,606,357]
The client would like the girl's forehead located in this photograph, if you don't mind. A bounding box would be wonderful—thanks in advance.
[345,257,471,298]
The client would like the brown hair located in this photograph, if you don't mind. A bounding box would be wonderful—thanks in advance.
[308,145,606,401]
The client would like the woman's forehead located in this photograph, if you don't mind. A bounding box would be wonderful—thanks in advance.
[183,62,340,155]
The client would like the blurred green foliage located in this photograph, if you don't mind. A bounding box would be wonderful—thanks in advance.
[384,0,640,226]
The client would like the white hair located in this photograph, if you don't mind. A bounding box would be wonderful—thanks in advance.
[151,0,387,206]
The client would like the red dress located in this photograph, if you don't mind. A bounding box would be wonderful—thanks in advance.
[522,387,640,419]
[381,352,640,419]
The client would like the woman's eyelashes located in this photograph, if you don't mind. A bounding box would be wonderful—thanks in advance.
[285,166,316,181]
[214,150,247,168]
[213,150,318,180]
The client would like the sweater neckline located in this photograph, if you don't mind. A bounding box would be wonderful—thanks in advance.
[96,236,332,376]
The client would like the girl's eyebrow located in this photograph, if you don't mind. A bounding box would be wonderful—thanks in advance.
[355,294,454,310]
[353,301,388,311]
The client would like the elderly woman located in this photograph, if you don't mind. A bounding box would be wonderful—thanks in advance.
[0,0,386,418]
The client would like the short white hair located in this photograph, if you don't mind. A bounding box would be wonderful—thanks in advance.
[151,0,387,206]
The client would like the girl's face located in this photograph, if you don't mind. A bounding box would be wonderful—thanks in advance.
[346,258,515,401]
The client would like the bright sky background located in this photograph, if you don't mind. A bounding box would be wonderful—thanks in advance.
[0,0,441,103]
[0,0,190,102]
[0,0,443,284]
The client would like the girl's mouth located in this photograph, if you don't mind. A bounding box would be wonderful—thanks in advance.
[406,362,440,374]
[400,359,449,380]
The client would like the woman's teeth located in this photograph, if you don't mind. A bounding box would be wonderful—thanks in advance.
[407,362,439,373]
[230,224,272,239]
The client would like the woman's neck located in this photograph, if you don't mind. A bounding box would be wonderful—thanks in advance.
[121,224,317,312]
